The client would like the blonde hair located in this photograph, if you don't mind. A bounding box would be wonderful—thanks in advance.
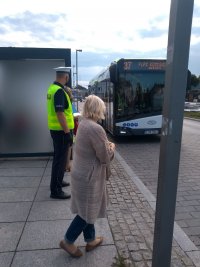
[82,95,106,121]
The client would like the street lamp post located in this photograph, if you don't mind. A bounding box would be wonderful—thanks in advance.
[75,49,82,111]
[72,64,75,88]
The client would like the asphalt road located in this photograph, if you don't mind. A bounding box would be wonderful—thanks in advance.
[109,119,200,248]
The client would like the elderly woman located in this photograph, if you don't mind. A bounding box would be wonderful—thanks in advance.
[60,95,115,257]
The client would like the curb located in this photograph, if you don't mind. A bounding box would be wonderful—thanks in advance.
[115,150,200,267]
[184,117,200,122]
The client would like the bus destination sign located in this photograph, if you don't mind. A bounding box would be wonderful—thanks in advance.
[123,60,166,71]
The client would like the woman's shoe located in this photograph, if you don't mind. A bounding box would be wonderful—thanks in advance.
[59,240,83,257]
[66,168,71,172]
[85,237,103,252]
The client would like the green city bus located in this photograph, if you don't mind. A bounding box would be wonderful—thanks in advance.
[88,58,166,136]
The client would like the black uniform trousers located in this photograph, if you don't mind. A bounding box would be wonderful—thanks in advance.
[50,130,70,194]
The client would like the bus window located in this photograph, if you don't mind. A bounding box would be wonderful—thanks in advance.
[116,80,135,118]
[116,72,165,120]
[151,85,164,111]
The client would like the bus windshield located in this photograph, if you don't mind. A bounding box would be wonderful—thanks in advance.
[116,72,165,120]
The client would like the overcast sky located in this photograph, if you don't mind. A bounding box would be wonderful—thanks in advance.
[0,0,199,88]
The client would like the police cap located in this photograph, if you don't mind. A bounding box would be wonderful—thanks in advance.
[54,67,71,74]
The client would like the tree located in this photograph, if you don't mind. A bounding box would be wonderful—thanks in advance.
[191,74,199,87]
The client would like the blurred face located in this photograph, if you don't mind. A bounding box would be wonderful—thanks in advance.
[56,73,69,86]
[64,73,69,85]
[66,73,69,82]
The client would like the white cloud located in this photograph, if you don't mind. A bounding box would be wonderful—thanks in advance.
[193,17,200,27]
[0,0,171,51]
[191,34,200,46]
[0,0,199,81]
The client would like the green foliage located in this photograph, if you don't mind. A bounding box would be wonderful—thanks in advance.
[111,255,130,267]
[191,74,200,87]
[184,111,200,119]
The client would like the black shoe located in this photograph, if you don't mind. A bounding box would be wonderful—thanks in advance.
[62,181,70,187]
[50,191,71,199]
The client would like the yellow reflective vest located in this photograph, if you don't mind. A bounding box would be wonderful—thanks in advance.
[47,84,74,130]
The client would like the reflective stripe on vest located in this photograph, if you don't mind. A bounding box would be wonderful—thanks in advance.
[47,84,74,130]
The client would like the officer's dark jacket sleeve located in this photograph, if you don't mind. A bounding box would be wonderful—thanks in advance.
[54,89,69,112]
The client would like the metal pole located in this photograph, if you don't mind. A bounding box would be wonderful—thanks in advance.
[152,1,194,267]
[76,50,78,110]
[72,64,75,88]
[75,49,82,111]
[76,50,78,88]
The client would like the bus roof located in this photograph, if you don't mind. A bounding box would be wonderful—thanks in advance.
[89,58,166,86]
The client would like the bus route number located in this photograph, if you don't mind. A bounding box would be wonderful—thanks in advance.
[124,61,132,70]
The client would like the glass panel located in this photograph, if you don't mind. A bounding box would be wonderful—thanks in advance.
[116,72,165,120]
[0,59,64,154]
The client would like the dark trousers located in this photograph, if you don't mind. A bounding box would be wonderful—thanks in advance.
[65,215,95,244]
[50,130,70,194]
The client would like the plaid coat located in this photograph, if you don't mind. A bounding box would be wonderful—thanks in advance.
[70,118,114,224]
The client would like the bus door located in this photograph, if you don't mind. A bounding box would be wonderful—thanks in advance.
[104,81,109,131]
[107,82,114,133]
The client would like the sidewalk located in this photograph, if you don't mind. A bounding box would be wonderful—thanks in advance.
[0,153,199,267]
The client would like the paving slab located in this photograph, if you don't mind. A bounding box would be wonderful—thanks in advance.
[28,200,73,221]
[187,251,200,267]
[0,159,48,168]
[0,252,14,267]
[40,175,51,187]
[1,141,200,267]
[43,167,51,176]
[0,176,41,188]
[12,245,117,267]
[0,168,44,177]
[34,186,70,202]
[46,160,53,169]
[0,222,24,252]
[0,188,37,202]
[0,202,32,222]
[17,218,114,251]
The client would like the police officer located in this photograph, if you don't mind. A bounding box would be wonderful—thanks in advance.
[47,67,74,199]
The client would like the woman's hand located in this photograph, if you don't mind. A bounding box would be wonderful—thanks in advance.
[108,142,115,151]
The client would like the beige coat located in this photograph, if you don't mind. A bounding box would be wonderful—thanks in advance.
[70,118,114,224]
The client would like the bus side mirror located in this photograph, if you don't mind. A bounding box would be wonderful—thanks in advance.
[109,64,117,83]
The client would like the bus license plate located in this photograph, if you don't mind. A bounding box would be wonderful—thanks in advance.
[144,130,159,135]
